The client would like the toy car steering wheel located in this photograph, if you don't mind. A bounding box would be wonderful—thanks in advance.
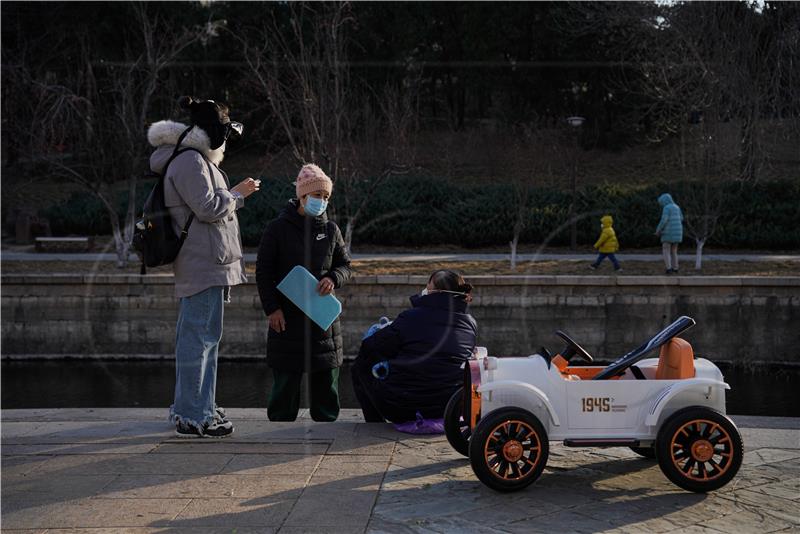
[554,330,594,363]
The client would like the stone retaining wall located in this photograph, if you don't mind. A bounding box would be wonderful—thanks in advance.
[2,274,799,363]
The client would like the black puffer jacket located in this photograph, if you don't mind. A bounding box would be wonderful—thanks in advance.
[256,199,352,371]
[356,292,478,418]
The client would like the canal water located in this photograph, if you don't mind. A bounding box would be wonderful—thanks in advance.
[1,359,798,417]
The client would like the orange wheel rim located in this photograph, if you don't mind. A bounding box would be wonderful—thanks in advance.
[691,439,714,462]
[484,419,541,481]
[502,440,524,462]
[670,419,734,481]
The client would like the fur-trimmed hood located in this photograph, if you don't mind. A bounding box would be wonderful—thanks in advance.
[147,120,225,171]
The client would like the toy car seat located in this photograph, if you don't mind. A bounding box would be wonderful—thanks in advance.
[551,354,582,380]
[655,337,695,379]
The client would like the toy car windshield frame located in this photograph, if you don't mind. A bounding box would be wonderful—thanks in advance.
[592,316,696,380]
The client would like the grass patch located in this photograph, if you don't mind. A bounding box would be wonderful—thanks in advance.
[2,259,798,277]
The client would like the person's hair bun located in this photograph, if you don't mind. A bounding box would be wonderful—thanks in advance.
[177,96,194,110]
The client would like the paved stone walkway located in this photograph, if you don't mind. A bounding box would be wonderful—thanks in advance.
[2,409,798,533]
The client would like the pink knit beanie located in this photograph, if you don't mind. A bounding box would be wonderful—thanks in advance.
[295,164,333,198]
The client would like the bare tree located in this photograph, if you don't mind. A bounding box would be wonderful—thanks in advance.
[4,4,208,266]
[238,2,419,250]
[558,2,798,269]
[238,3,353,178]
[508,127,538,270]
[683,185,725,271]
[338,82,421,248]
[560,1,798,179]
[678,112,727,271]
[506,124,573,269]
[508,177,529,271]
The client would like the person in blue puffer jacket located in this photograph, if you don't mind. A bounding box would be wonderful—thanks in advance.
[655,193,684,274]
[351,270,478,424]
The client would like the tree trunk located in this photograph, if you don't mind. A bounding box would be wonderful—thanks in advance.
[510,184,528,270]
[679,126,686,171]
[110,218,128,269]
[121,175,137,268]
[569,162,577,250]
[457,81,466,130]
[344,218,355,254]
[509,235,519,271]
[93,185,130,269]
[694,237,706,271]
[739,101,759,181]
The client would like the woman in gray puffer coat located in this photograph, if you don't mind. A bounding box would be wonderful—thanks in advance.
[148,96,260,438]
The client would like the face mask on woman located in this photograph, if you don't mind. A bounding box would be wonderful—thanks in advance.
[303,196,328,217]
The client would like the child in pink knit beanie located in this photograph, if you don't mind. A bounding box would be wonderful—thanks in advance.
[296,163,333,199]
[255,161,352,423]
[294,163,332,218]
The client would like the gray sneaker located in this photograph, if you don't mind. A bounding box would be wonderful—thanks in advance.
[175,419,234,439]
[215,406,228,422]
[175,422,204,439]
[202,420,234,438]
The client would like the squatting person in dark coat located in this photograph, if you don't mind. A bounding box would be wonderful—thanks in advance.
[256,164,352,421]
[352,270,478,424]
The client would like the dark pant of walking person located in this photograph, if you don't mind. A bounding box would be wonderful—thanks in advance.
[268,368,340,421]
[591,253,620,270]
[662,242,679,273]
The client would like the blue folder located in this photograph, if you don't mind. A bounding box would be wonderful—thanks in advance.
[276,265,342,331]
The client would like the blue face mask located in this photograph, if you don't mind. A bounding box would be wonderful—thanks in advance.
[304,196,328,217]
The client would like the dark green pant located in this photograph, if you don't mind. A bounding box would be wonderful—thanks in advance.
[268,367,340,422]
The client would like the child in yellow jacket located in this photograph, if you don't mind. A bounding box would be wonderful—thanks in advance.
[589,215,621,271]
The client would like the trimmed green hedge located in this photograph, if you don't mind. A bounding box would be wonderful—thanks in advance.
[43,177,800,249]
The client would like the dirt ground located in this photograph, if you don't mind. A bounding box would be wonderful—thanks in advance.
[2,259,798,277]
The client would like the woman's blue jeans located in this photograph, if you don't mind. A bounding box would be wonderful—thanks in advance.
[169,286,225,431]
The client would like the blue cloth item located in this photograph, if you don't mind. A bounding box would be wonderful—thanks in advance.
[170,285,225,432]
[592,253,620,270]
[656,193,684,243]
[364,318,393,379]
[371,360,390,379]
[362,316,392,340]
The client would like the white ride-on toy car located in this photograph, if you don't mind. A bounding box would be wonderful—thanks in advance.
[444,316,743,493]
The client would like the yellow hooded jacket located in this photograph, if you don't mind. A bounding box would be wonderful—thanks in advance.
[594,215,619,253]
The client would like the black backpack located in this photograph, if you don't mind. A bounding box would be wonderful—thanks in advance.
[133,135,213,274]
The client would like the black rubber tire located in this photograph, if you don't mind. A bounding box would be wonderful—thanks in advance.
[444,388,471,457]
[469,408,549,492]
[630,446,657,459]
[656,406,743,493]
